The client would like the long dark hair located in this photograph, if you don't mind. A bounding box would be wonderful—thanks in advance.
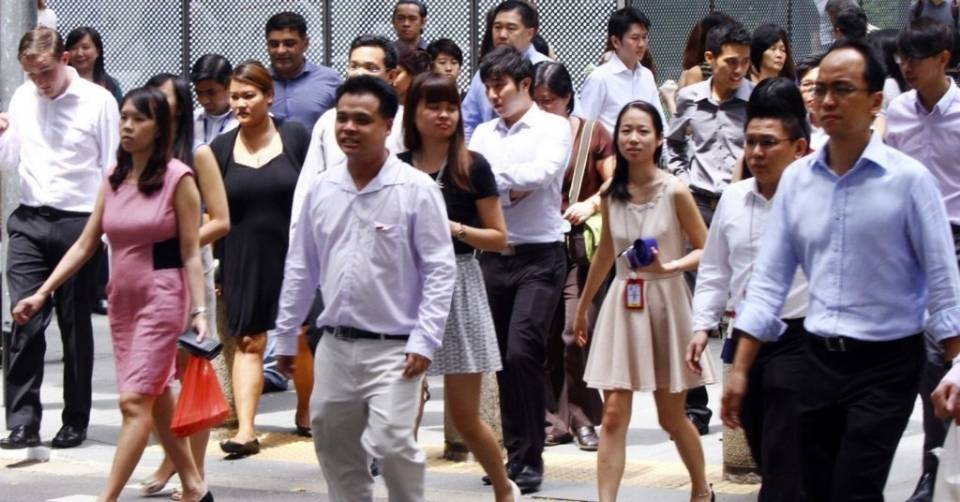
[65,27,121,97]
[109,87,172,195]
[145,73,194,167]
[403,72,472,192]
[681,12,733,70]
[751,24,797,80]
[604,100,664,202]
[870,29,909,92]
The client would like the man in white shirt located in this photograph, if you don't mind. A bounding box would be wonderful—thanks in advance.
[271,75,455,502]
[576,7,665,133]
[885,18,960,502]
[688,78,810,502]
[468,46,572,494]
[0,27,119,450]
[190,53,238,149]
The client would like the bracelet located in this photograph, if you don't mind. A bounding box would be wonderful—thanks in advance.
[190,306,207,318]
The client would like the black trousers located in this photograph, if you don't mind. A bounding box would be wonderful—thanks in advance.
[4,205,101,430]
[544,261,604,437]
[480,243,566,472]
[799,333,924,502]
[685,191,719,422]
[740,318,806,502]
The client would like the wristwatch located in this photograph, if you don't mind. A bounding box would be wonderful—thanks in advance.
[455,222,467,241]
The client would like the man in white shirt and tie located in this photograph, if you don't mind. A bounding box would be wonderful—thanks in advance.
[0,27,119,450]
[468,46,572,494]
[272,75,456,502]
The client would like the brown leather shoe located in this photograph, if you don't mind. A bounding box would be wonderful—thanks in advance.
[544,432,573,446]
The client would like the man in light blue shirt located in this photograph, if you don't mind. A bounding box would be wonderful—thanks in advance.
[724,39,960,501]
[462,0,549,140]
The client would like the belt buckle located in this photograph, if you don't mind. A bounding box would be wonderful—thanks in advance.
[824,337,846,352]
[330,326,348,340]
[37,206,52,217]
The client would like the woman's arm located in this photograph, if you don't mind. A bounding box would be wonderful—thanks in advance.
[174,174,208,339]
[454,196,508,252]
[193,145,230,246]
[13,185,107,323]
[565,154,615,225]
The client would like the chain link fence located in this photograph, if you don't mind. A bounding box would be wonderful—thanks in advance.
[48,0,913,95]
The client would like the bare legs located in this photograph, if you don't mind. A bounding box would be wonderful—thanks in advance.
[100,389,206,502]
[445,373,515,502]
[597,389,709,502]
[230,332,266,444]
[293,328,314,432]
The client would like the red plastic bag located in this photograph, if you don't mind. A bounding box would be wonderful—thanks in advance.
[171,356,229,437]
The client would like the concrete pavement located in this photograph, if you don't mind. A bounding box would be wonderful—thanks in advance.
[0,314,929,501]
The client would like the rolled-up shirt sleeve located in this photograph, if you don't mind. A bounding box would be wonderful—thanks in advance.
[908,172,960,342]
[492,123,571,191]
[273,186,322,357]
[733,180,798,342]
[692,195,733,331]
[406,184,456,360]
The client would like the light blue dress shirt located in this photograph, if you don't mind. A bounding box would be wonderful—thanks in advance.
[270,61,342,131]
[462,45,550,140]
[734,133,960,343]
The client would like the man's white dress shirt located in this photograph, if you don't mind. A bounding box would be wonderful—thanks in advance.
[0,67,120,212]
[193,107,238,149]
[272,155,456,359]
[576,55,665,134]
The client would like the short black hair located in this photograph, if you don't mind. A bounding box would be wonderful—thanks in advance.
[393,0,426,18]
[795,53,824,81]
[827,38,887,93]
[532,33,550,57]
[532,61,574,114]
[479,46,534,94]
[746,77,810,142]
[350,34,399,71]
[335,75,399,120]
[190,54,232,86]
[265,11,308,38]
[835,6,868,41]
[897,17,955,60]
[608,7,651,41]
[825,0,857,17]
[493,0,539,30]
[426,38,463,65]
[705,21,751,57]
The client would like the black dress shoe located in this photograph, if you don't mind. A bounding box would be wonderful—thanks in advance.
[687,413,709,436]
[574,425,599,451]
[0,425,41,449]
[906,472,935,502]
[293,421,312,438]
[219,438,260,456]
[482,462,522,485]
[51,425,86,448]
[545,432,573,446]
[513,465,543,494]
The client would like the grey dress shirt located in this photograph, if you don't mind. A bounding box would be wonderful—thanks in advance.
[666,78,754,195]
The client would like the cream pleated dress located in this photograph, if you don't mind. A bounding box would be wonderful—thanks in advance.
[584,175,716,393]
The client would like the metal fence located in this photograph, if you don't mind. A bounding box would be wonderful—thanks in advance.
[48,0,912,95]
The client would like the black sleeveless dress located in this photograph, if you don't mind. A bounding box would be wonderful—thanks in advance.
[209,119,310,336]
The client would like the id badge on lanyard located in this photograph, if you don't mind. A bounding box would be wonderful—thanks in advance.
[625,275,644,310]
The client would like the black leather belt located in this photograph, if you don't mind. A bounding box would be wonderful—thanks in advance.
[323,326,409,341]
[18,205,90,218]
[808,333,921,354]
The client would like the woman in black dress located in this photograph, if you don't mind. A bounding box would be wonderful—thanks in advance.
[207,61,309,456]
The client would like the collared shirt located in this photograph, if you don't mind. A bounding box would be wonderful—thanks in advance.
[192,107,238,150]
[886,82,960,224]
[291,106,406,229]
[734,133,960,343]
[270,61,342,130]
[666,78,754,195]
[0,67,120,212]
[692,179,808,332]
[392,38,429,53]
[576,55,665,133]
[462,45,551,140]
[468,104,572,245]
[272,155,456,358]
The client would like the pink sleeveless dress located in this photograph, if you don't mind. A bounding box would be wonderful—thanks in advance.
[102,160,193,395]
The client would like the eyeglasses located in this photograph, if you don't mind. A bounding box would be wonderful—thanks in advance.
[745,137,793,149]
[812,83,870,99]
[894,53,938,66]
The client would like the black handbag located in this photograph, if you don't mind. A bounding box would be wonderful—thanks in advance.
[178,329,222,360]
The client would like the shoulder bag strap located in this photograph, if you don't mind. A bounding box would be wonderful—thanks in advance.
[567,119,598,204]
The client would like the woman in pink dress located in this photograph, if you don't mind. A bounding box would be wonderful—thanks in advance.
[13,87,212,502]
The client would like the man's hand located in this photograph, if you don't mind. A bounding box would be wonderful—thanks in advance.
[721,369,748,429]
[933,364,960,424]
[403,353,431,378]
[276,355,296,380]
[0,113,9,134]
